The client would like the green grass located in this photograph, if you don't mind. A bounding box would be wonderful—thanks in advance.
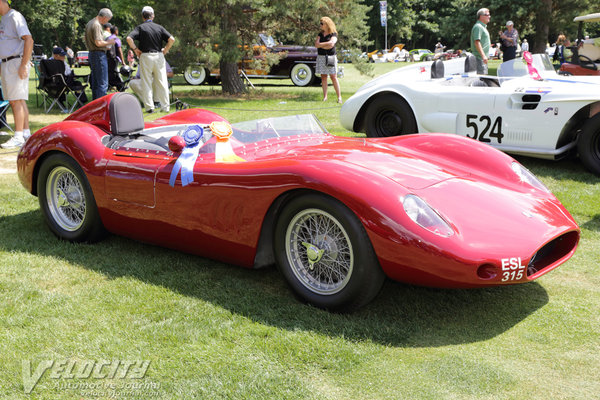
[0,62,599,399]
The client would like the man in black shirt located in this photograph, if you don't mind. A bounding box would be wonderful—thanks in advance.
[126,6,175,113]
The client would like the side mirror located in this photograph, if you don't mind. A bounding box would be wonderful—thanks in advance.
[168,136,186,153]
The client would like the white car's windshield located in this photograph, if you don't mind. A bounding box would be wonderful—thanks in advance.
[497,53,557,83]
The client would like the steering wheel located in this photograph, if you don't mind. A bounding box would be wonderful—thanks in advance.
[578,55,597,70]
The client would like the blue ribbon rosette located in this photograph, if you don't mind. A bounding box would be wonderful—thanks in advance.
[169,125,204,187]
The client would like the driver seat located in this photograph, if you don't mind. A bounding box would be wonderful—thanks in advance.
[431,60,444,79]
[464,54,477,73]
[109,92,144,136]
[107,92,172,152]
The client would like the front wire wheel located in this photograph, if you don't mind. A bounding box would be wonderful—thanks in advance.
[46,166,86,232]
[275,193,385,312]
[37,153,106,242]
[285,208,353,295]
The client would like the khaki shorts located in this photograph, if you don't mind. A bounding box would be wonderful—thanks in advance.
[1,58,30,101]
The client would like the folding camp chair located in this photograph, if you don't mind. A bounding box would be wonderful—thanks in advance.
[38,59,88,113]
[0,100,12,133]
[38,59,69,113]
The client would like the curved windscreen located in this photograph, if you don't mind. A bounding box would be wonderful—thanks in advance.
[496,53,557,83]
[231,114,328,143]
[497,58,529,79]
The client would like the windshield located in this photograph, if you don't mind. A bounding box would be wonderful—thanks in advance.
[497,53,557,83]
[497,58,529,79]
[231,114,327,143]
[258,33,277,47]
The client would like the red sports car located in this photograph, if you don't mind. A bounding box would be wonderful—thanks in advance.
[17,93,580,311]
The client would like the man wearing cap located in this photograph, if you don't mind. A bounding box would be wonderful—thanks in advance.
[85,8,115,100]
[0,0,33,149]
[470,8,491,75]
[127,6,175,113]
[500,21,519,62]
[50,47,88,105]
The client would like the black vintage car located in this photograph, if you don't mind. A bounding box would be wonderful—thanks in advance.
[184,34,320,87]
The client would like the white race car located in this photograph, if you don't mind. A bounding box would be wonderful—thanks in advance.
[340,53,600,174]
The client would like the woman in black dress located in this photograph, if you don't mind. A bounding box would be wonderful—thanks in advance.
[315,17,342,103]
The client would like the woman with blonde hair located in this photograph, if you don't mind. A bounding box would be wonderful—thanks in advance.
[553,34,571,64]
[315,16,342,103]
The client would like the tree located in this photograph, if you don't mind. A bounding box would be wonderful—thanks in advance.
[154,0,372,95]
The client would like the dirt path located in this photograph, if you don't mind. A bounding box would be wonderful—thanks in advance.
[0,149,18,174]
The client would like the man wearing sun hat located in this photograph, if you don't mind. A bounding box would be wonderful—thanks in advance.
[0,0,34,149]
[500,20,519,62]
[126,6,175,114]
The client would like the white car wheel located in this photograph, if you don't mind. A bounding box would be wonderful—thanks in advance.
[290,63,314,87]
[577,114,600,175]
[365,94,417,137]
[184,67,208,85]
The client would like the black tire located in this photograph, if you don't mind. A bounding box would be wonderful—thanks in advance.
[274,193,385,312]
[424,55,434,61]
[364,94,417,137]
[206,75,221,85]
[577,114,600,175]
[37,153,106,242]
[290,63,314,87]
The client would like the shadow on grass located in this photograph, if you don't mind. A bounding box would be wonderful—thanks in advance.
[514,155,600,184]
[581,214,600,231]
[1,210,549,348]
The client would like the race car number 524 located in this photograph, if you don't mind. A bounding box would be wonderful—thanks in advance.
[466,114,504,143]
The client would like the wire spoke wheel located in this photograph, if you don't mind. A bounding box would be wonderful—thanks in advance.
[275,194,385,311]
[46,166,87,232]
[37,153,105,242]
[285,208,353,295]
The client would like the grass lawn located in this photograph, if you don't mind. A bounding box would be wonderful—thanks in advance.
[0,61,599,399]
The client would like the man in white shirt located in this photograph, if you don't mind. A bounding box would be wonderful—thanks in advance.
[0,0,33,149]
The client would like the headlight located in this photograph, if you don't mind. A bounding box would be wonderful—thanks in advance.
[511,162,550,193]
[403,194,454,237]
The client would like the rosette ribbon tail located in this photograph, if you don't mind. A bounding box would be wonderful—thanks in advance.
[169,125,204,187]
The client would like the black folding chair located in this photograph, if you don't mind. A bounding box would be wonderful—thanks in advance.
[39,59,88,113]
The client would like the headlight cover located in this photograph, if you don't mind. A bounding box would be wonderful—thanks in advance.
[403,194,454,237]
[511,162,550,193]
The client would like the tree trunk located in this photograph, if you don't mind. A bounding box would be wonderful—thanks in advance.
[532,0,552,53]
[220,61,246,94]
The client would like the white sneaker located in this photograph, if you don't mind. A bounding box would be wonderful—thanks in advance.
[24,131,31,140]
[1,135,25,149]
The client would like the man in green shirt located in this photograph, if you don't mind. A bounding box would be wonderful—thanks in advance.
[470,8,491,74]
